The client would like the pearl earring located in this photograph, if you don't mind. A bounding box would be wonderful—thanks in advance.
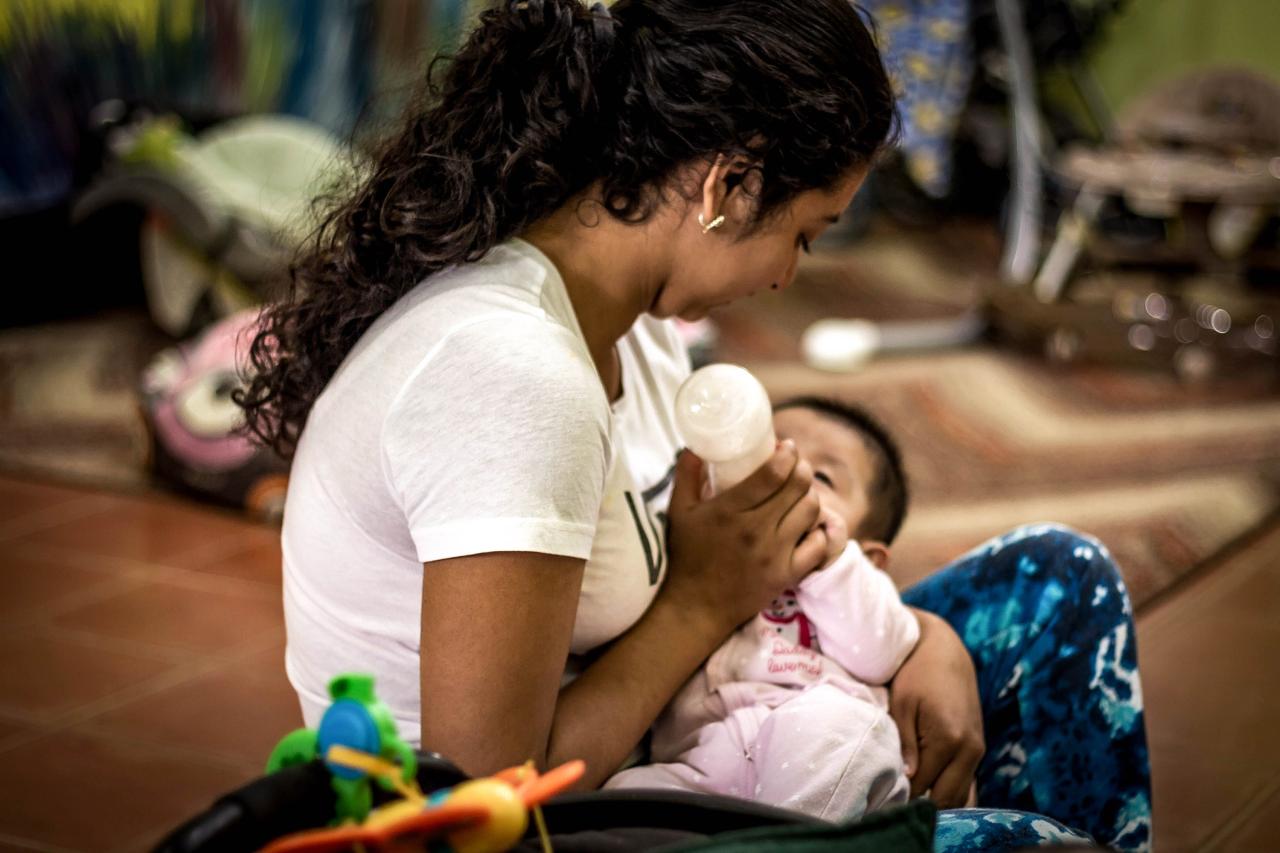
[698,212,726,234]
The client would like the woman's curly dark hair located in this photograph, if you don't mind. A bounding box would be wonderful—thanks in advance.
[237,0,896,458]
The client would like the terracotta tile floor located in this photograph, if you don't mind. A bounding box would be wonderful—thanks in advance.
[0,474,1277,851]
[1138,520,1280,852]
[0,477,298,853]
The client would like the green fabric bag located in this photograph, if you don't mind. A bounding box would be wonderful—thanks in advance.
[656,799,938,852]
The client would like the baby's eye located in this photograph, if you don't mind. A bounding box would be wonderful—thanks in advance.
[814,471,834,487]
[798,235,812,254]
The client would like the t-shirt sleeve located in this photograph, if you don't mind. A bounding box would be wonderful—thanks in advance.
[381,316,611,564]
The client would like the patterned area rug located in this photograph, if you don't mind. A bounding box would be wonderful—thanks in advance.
[2,223,1278,611]
[0,311,166,492]
[713,221,1280,610]
[749,353,1280,609]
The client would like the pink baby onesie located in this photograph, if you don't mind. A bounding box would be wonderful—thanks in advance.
[606,543,920,821]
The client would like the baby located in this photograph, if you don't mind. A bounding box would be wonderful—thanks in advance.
[607,396,918,821]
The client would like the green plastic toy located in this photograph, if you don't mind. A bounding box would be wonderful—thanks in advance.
[266,673,418,823]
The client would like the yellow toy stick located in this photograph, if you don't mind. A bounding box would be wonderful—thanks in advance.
[325,745,423,802]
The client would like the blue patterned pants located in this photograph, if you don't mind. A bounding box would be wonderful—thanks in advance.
[899,524,1152,852]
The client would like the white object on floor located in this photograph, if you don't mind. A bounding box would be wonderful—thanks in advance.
[802,319,883,372]
[802,312,988,371]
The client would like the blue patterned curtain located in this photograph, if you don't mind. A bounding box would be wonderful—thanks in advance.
[861,0,975,198]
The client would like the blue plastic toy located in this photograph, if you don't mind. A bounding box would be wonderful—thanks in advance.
[266,673,417,822]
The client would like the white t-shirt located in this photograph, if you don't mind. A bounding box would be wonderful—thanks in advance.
[281,239,689,741]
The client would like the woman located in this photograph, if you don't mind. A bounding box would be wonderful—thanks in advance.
[239,1,1151,850]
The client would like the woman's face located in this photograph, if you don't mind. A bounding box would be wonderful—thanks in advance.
[651,167,867,321]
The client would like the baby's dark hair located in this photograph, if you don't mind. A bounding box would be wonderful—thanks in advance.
[773,396,909,545]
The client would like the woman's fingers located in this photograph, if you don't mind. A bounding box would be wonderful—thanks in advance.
[787,517,830,579]
[666,441,833,622]
[927,741,983,808]
[905,716,983,803]
[667,449,706,514]
[890,693,920,782]
[815,506,849,565]
[718,441,800,512]
[778,486,821,547]
[773,459,815,531]
[907,735,948,800]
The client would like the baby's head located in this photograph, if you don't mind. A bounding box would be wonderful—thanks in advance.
[772,397,908,570]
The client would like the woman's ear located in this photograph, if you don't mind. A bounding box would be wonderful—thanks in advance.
[701,154,759,226]
[861,540,891,571]
[700,155,731,225]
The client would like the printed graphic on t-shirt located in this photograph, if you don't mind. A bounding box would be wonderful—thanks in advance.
[624,459,677,587]
[624,491,664,585]
[717,617,827,687]
[760,590,821,652]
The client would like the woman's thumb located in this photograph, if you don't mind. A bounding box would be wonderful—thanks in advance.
[669,448,706,511]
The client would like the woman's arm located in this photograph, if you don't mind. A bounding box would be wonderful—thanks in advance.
[421,444,837,787]
[418,549,728,788]
[546,586,732,786]
[419,550,585,777]
[888,607,985,807]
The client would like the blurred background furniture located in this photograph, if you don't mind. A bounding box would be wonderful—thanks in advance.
[0,3,1278,849]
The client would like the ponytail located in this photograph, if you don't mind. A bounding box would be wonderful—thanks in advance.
[238,0,621,457]
[239,0,896,458]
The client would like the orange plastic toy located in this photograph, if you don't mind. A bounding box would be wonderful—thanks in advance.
[261,749,585,853]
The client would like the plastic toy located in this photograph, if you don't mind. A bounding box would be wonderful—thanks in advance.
[74,112,356,338]
[140,307,290,519]
[262,747,585,853]
[267,674,418,823]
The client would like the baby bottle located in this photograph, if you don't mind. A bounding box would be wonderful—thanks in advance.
[674,363,776,494]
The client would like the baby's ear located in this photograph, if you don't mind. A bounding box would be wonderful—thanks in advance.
[861,541,890,571]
